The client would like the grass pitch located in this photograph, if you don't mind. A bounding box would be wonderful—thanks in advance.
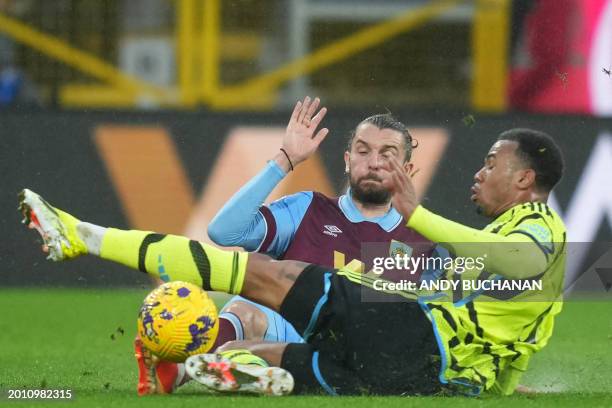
[0,288,610,407]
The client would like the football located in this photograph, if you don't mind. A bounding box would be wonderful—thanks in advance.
[137,281,219,362]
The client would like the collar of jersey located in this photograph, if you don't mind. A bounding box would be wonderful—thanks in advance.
[338,189,403,232]
[487,203,525,228]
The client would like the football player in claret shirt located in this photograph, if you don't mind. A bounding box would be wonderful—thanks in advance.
[203,95,435,370]
[20,127,566,396]
[142,97,435,394]
[127,96,434,394]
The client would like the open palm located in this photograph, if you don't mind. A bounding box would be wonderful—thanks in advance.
[282,96,329,166]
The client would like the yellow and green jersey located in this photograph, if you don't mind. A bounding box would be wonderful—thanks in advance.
[408,202,567,395]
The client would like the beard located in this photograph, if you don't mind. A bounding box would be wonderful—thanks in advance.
[349,173,391,205]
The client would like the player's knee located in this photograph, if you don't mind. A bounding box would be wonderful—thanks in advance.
[223,301,268,340]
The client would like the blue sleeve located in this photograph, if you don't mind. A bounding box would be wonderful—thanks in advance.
[208,161,287,251]
[420,244,450,283]
[259,191,314,258]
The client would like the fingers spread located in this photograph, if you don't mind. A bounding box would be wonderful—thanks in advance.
[392,170,404,192]
[305,97,320,122]
[380,170,394,191]
[388,157,403,171]
[290,100,302,124]
[310,106,327,131]
[297,96,311,123]
[380,157,410,192]
[313,127,329,144]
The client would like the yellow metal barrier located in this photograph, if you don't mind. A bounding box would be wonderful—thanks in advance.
[211,0,463,109]
[1,0,485,110]
[178,0,198,107]
[0,11,172,105]
[60,85,139,108]
[471,0,510,111]
[200,0,220,101]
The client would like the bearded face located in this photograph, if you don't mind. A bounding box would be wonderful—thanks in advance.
[344,123,408,207]
[348,171,391,205]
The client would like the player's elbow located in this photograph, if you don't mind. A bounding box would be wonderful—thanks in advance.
[207,219,235,246]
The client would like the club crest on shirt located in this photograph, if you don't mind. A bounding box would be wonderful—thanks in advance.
[323,224,343,237]
[389,240,413,258]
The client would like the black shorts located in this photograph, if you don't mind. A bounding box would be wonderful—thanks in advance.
[278,264,441,396]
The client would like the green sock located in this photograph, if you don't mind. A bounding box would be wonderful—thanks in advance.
[99,228,248,294]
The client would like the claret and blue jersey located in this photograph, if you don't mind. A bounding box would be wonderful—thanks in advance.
[208,160,435,344]
[208,160,434,270]
[258,190,434,268]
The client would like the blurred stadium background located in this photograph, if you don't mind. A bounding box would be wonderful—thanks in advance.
[0,0,611,403]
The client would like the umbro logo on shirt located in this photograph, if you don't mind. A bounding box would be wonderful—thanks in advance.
[323,225,343,237]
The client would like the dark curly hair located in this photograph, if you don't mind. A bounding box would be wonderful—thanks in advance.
[498,128,565,192]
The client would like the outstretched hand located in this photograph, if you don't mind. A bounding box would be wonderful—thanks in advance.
[380,157,419,222]
[280,96,329,168]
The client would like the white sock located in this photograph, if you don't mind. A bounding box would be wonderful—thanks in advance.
[76,222,107,256]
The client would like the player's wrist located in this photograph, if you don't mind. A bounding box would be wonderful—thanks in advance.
[273,150,294,172]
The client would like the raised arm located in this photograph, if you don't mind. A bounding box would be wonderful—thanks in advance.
[208,96,329,252]
[207,161,287,250]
